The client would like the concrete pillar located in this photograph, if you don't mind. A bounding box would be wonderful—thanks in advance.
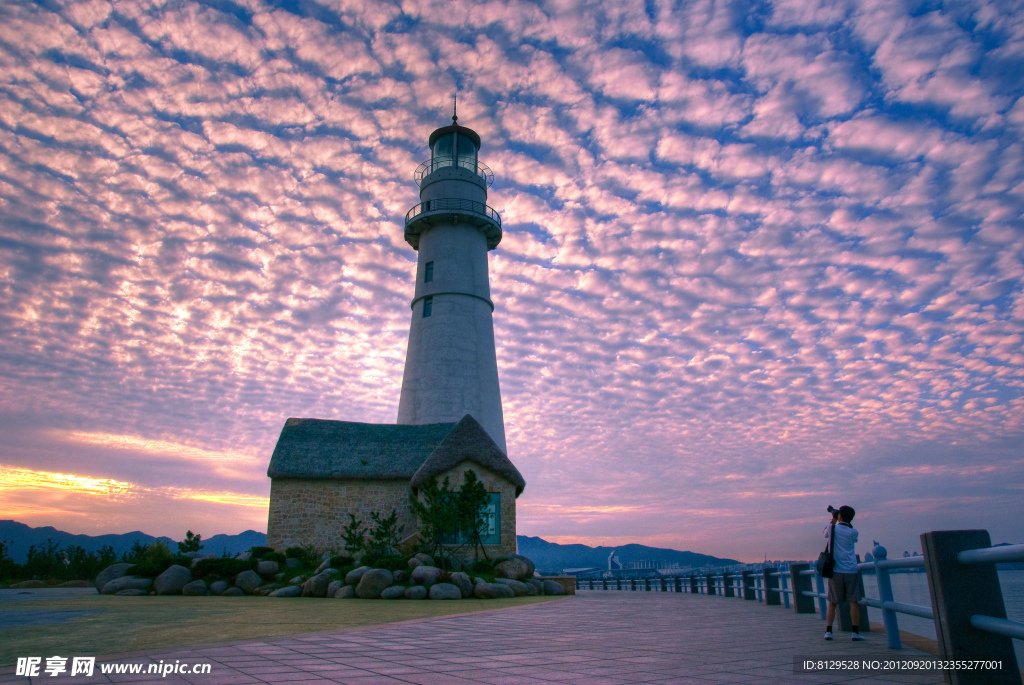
[690,576,700,594]
[705,574,716,596]
[790,563,815,614]
[763,568,780,606]
[741,571,756,600]
[674,577,682,593]
[921,530,1020,684]
[722,572,734,598]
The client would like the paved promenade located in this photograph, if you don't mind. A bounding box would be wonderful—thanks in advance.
[2,591,946,684]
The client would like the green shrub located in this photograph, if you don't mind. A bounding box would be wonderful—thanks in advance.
[329,554,354,569]
[130,561,168,578]
[193,558,256,579]
[249,546,274,558]
[363,555,405,571]
[284,545,320,567]
[263,551,286,564]
[471,559,493,574]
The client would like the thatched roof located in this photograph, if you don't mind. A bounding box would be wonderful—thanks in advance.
[267,418,457,480]
[267,415,526,496]
[411,415,526,496]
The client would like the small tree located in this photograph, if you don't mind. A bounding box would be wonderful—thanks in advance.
[364,509,403,561]
[456,470,492,560]
[341,514,367,558]
[177,530,203,554]
[410,469,493,566]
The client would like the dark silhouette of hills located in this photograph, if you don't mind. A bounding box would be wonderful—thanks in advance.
[517,535,739,571]
[0,521,266,564]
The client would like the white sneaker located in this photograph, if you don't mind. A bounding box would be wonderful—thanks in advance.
[824,631,833,640]
[852,633,864,641]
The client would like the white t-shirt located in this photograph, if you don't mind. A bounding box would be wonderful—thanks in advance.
[826,523,859,574]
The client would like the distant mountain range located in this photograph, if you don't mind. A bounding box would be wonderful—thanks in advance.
[0,521,267,564]
[517,536,739,572]
[1,521,739,570]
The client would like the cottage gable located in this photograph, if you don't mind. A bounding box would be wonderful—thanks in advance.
[411,415,526,496]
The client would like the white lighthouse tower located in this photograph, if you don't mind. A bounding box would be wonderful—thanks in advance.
[396,108,507,454]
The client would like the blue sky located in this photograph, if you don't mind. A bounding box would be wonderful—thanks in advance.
[0,0,1022,562]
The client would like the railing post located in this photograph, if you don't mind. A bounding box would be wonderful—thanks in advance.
[722,572,734,598]
[644,578,650,591]
[616,578,622,591]
[741,571,756,600]
[780,572,790,609]
[815,573,827,619]
[872,547,901,649]
[705,573,716,596]
[690,576,700,594]
[675,577,682,593]
[921,530,1020,684]
[790,563,815,614]
[661,577,667,592]
[763,568,780,606]
[630,579,636,591]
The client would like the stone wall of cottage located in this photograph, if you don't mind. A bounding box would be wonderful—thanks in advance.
[267,465,519,557]
[266,478,417,553]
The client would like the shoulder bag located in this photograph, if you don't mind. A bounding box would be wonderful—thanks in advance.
[816,523,835,578]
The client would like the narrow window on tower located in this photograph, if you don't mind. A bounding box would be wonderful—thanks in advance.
[424,261,434,283]
[422,296,433,317]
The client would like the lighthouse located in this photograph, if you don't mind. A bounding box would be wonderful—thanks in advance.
[396,109,508,454]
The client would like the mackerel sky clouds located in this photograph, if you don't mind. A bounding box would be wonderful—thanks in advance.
[1,0,1022,562]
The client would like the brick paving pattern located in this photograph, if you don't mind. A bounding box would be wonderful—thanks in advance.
[1,591,947,684]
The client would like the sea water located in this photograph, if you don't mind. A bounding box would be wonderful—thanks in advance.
[860,569,1024,665]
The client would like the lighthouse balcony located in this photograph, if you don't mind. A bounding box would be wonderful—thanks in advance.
[415,157,494,188]
[404,198,502,250]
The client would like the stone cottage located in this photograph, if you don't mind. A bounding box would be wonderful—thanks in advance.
[266,414,525,557]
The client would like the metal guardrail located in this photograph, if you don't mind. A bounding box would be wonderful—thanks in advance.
[405,198,501,228]
[414,157,494,187]
[575,531,1023,684]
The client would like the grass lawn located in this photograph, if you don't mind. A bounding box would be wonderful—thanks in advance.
[0,590,565,666]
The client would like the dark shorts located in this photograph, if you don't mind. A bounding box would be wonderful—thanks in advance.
[827,572,862,604]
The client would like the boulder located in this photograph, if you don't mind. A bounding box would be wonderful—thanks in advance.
[542,580,567,596]
[524,579,544,594]
[154,565,192,595]
[407,558,422,569]
[493,578,530,596]
[182,580,208,596]
[380,586,406,599]
[473,582,513,599]
[285,558,301,569]
[449,572,473,598]
[95,563,134,592]
[494,558,530,581]
[327,580,342,598]
[257,560,279,577]
[410,565,441,586]
[274,573,285,581]
[344,566,371,586]
[474,577,487,586]
[428,583,462,600]
[288,576,304,585]
[404,585,427,600]
[494,554,536,579]
[334,585,355,599]
[101,577,152,595]
[235,551,252,561]
[221,587,244,596]
[393,570,408,583]
[208,580,228,595]
[190,554,218,568]
[355,569,393,599]
[234,570,262,595]
[269,586,302,598]
[114,589,148,596]
[302,572,332,598]
[254,584,276,596]
[414,553,435,566]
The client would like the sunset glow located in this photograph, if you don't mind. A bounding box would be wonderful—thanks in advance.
[0,0,1021,561]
